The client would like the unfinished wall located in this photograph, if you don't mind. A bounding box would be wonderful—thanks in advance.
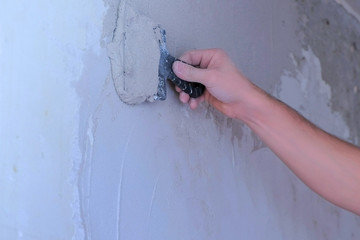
[1,0,359,239]
[0,1,105,239]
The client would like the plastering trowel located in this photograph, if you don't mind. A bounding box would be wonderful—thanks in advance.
[107,1,205,105]
[154,27,205,101]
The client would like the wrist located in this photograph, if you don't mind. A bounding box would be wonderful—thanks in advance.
[233,81,271,124]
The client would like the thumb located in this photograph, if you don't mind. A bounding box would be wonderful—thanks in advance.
[172,61,208,85]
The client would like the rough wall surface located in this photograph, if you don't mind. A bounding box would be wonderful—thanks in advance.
[0,1,105,239]
[79,0,360,239]
[298,0,360,144]
[1,0,359,239]
[335,0,360,21]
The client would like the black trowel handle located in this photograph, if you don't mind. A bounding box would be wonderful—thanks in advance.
[169,61,205,98]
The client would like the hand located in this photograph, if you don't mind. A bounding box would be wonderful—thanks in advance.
[172,49,258,119]
[173,49,360,216]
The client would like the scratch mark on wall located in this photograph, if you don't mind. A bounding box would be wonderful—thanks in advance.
[71,139,85,240]
[86,116,95,197]
[79,114,97,240]
[147,175,160,239]
[231,142,236,169]
[334,0,360,22]
[116,124,136,240]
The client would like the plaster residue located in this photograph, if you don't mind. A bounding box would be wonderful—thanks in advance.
[275,47,360,239]
[107,0,160,105]
[296,0,360,144]
[277,47,350,140]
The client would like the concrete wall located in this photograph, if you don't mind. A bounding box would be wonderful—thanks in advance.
[1,0,359,239]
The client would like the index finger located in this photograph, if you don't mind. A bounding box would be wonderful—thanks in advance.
[178,49,220,69]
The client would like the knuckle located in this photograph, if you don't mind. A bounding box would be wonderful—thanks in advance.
[206,69,218,83]
[187,50,195,56]
[183,63,192,77]
[215,49,227,58]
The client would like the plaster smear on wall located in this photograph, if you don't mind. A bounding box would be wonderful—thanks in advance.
[297,0,360,144]
[107,0,160,104]
[277,47,350,139]
[275,47,360,239]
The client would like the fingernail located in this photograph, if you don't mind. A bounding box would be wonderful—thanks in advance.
[173,61,183,74]
[180,94,187,103]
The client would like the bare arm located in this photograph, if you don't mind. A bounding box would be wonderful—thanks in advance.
[173,49,360,215]
[244,88,360,215]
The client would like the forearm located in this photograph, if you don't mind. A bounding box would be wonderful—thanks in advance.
[173,48,360,214]
[238,86,360,215]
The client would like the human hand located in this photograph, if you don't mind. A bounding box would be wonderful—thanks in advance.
[172,49,257,119]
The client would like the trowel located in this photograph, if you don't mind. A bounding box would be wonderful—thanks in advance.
[107,1,205,105]
[154,26,205,101]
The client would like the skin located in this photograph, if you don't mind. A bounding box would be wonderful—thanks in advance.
[172,48,360,216]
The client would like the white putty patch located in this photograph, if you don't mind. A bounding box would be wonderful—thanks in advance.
[277,47,350,139]
[107,1,160,105]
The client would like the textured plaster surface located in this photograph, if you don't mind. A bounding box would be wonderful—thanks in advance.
[1,0,360,239]
[0,0,106,239]
[275,47,359,239]
[107,1,160,104]
[297,0,360,144]
[78,0,360,239]
[334,0,360,21]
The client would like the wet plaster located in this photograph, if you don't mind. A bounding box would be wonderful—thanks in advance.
[296,0,360,143]
[107,1,160,104]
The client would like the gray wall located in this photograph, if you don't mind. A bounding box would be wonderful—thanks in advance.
[1,0,359,239]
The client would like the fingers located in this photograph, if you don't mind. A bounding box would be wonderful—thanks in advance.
[189,95,205,109]
[177,49,220,68]
[176,86,190,103]
[189,98,198,109]
[179,91,190,103]
[173,49,227,109]
[173,48,226,85]
[173,61,210,85]
[175,86,182,93]
[177,87,205,109]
